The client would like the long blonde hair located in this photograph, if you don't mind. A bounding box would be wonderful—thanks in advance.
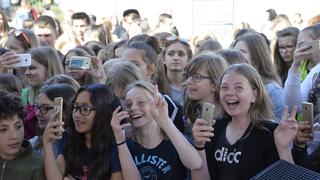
[220,64,274,125]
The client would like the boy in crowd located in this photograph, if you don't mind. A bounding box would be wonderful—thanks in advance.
[0,90,45,180]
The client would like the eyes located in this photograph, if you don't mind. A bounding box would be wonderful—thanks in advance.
[124,100,148,110]
[0,122,23,133]
[220,85,244,92]
[167,50,186,57]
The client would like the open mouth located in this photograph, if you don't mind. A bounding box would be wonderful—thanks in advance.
[226,100,240,106]
[130,114,144,121]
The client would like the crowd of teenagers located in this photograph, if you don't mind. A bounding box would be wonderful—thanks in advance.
[0,3,320,180]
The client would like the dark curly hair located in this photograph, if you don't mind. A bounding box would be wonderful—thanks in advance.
[0,90,25,120]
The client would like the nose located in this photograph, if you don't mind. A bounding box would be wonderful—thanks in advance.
[9,128,19,140]
[25,68,31,75]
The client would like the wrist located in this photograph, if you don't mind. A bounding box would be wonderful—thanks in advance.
[194,145,205,151]
[116,140,126,146]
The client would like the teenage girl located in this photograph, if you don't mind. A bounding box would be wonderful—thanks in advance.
[192,64,298,180]
[111,80,202,179]
[43,84,124,180]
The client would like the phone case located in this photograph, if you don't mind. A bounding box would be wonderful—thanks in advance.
[11,54,31,67]
[54,97,63,125]
[302,102,313,133]
[201,102,215,127]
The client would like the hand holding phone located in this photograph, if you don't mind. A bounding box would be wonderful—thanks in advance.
[302,102,314,134]
[11,53,31,67]
[69,56,91,70]
[201,102,215,127]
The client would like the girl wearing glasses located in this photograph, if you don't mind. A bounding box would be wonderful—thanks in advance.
[192,64,298,180]
[184,53,228,124]
[30,83,76,157]
[111,81,202,180]
[43,84,124,180]
[162,36,192,106]
[273,27,300,84]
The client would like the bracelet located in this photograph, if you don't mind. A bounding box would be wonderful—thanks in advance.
[116,140,126,146]
[195,145,205,151]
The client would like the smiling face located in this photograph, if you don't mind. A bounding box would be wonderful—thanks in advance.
[0,115,24,160]
[25,60,47,87]
[164,42,189,72]
[125,87,154,128]
[72,91,96,135]
[219,71,257,120]
[185,69,215,103]
[36,93,54,130]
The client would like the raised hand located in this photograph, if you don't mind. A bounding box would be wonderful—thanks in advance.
[42,112,65,145]
[291,42,313,72]
[149,85,170,127]
[111,106,131,143]
[85,56,106,83]
[0,51,20,72]
[274,106,298,150]
[192,119,215,149]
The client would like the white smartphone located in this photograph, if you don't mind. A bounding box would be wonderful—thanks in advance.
[302,102,314,133]
[201,102,215,127]
[69,56,91,70]
[11,54,31,67]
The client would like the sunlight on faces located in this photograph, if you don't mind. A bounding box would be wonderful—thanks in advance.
[122,48,152,82]
[219,71,257,119]
[164,42,189,72]
[297,30,320,61]
[72,91,96,134]
[278,36,296,62]
[5,36,26,53]
[185,69,215,102]
[234,41,252,64]
[72,19,88,41]
[0,115,24,160]
[34,26,56,47]
[25,60,47,87]
[36,93,54,130]
[64,52,86,81]
[125,87,154,128]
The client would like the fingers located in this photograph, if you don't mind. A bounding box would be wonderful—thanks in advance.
[281,106,288,122]
[290,106,297,120]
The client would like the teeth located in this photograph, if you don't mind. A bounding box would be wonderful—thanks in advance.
[131,114,143,119]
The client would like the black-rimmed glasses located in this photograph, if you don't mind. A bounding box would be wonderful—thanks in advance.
[72,103,97,116]
[33,104,54,115]
[183,72,211,83]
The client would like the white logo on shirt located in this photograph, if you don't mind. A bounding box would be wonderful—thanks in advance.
[214,147,241,164]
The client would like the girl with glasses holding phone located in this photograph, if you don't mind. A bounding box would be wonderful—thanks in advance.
[183,53,228,124]
[29,83,76,158]
[43,83,125,180]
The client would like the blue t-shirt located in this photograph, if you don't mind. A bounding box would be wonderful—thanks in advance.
[127,139,187,180]
[58,132,121,179]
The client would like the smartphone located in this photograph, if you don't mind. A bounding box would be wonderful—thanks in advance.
[302,102,314,133]
[69,56,91,70]
[11,53,31,67]
[54,97,63,133]
[201,102,215,127]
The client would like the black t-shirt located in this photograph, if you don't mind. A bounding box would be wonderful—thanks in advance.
[205,118,279,180]
[127,139,187,180]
